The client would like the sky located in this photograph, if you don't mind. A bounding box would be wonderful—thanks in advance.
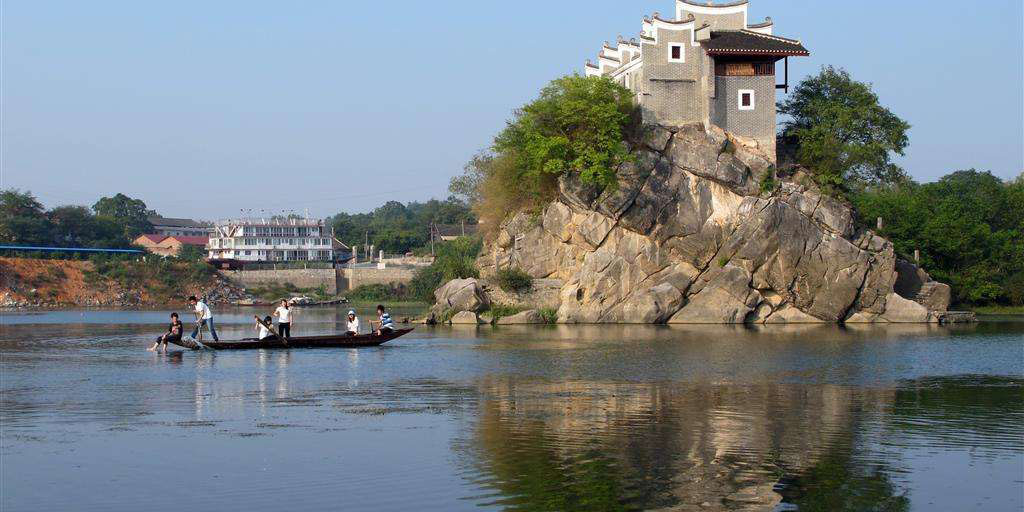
[2,0,1022,220]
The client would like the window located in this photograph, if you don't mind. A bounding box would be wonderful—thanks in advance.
[738,89,755,110]
[668,43,684,63]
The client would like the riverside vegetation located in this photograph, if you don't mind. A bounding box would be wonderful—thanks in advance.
[425,69,1022,323]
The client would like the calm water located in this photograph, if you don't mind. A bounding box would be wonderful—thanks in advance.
[1,308,1022,512]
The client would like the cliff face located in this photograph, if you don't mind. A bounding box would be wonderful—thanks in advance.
[471,123,950,324]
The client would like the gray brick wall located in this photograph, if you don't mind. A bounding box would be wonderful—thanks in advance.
[639,28,702,125]
[687,11,745,31]
[710,75,776,150]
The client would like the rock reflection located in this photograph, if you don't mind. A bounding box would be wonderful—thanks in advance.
[466,374,1021,511]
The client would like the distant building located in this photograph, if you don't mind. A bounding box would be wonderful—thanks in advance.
[207,218,336,263]
[147,216,211,237]
[134,234,209,257]
[584,0,809,157]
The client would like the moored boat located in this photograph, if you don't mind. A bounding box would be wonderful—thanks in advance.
[167,328,414,350]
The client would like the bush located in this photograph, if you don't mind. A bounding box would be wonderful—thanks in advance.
[408,236,483,302]
[496,267,532,293]
[759,171,778,195]
[487,303,525,323]
[450,75,637,232]
[537,308,558,324]
[348,283,409,302]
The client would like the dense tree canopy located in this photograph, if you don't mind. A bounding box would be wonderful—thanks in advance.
[92,193,155,239]
[0,189,142,249]
[495,74,636,189]
[779,66,911,190]
[451,75,637,230]
[853,170,1024,305]
[327,197,475,254]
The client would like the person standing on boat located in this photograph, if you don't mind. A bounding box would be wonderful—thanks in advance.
[188,296,219,341]
[274,299,293,338]
[345,309,360,336]
[374,304,395,335]
[148,312,183,351]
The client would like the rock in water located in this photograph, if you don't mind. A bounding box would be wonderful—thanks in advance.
[453,123,951,324]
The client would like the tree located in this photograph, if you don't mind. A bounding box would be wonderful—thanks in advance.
[0,190,52,245]
[852,170,1024,305]
[494,74,637,189]
[778,66,911,189]
[92,193,155,238]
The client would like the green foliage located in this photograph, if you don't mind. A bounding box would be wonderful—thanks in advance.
[494,74,637,189]
[0,189,144,250]
[779,66,911,190]
[409,236,483,302]
[486,303,526,323]
[451,75,637,230]
[759,171,778,195]
[92,193,155,239]
[852,170,1024,305]
[537,308,558,324]
[348,283,413,302]
[328,198,476,254]
[717,256,730,268]
[175,244,207,262]
[496,267,532,293]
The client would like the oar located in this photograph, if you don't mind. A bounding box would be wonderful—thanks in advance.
[255,315,287,346]
[192,310,210,350]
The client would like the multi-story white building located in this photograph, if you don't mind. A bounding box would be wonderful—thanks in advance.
[207,218,336,263]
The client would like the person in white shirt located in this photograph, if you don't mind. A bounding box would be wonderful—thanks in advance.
[255,315,273,340]
[345,309,360,336]
[273,299,293,338]
[188,295,219,341]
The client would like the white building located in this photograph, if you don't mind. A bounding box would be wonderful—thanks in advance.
[207,217,336,262]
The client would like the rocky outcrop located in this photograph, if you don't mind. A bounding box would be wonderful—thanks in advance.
[446,123,951,324]
[431,278,490,320]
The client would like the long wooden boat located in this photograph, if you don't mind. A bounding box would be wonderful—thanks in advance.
[167,328,414,350]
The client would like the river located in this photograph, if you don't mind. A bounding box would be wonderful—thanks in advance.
[1,308,1022,511]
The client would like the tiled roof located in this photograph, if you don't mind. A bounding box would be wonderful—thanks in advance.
[137,234,167,244]
[170,236,209,246]
[703,30,809,56]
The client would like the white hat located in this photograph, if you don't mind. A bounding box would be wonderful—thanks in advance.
[348,310,356,315]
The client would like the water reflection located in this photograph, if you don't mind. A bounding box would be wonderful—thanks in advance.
[465,375,1022,511]
[1,313,1022,511]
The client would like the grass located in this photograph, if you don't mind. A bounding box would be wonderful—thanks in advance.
[968,305,1024,315]
[486,303,526,323]
[248,283,332,302]
[537,307,558,324]
[496,267,532,293]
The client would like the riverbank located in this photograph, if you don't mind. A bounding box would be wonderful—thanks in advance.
[0,257,250,308]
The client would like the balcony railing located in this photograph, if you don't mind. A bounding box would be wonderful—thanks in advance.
[715,61,775,76]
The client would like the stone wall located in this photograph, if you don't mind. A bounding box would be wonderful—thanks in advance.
[337,267,418,291]
[711,75,776,154]
[223,268,338,295]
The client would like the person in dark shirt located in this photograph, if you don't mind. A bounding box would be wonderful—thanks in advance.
[149,313,183,352]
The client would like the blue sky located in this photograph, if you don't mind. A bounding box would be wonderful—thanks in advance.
[2,0,1021,219]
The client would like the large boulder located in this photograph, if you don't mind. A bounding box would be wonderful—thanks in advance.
[450,311,482,325]
[496,309,545,325]
[433,278,489,314]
